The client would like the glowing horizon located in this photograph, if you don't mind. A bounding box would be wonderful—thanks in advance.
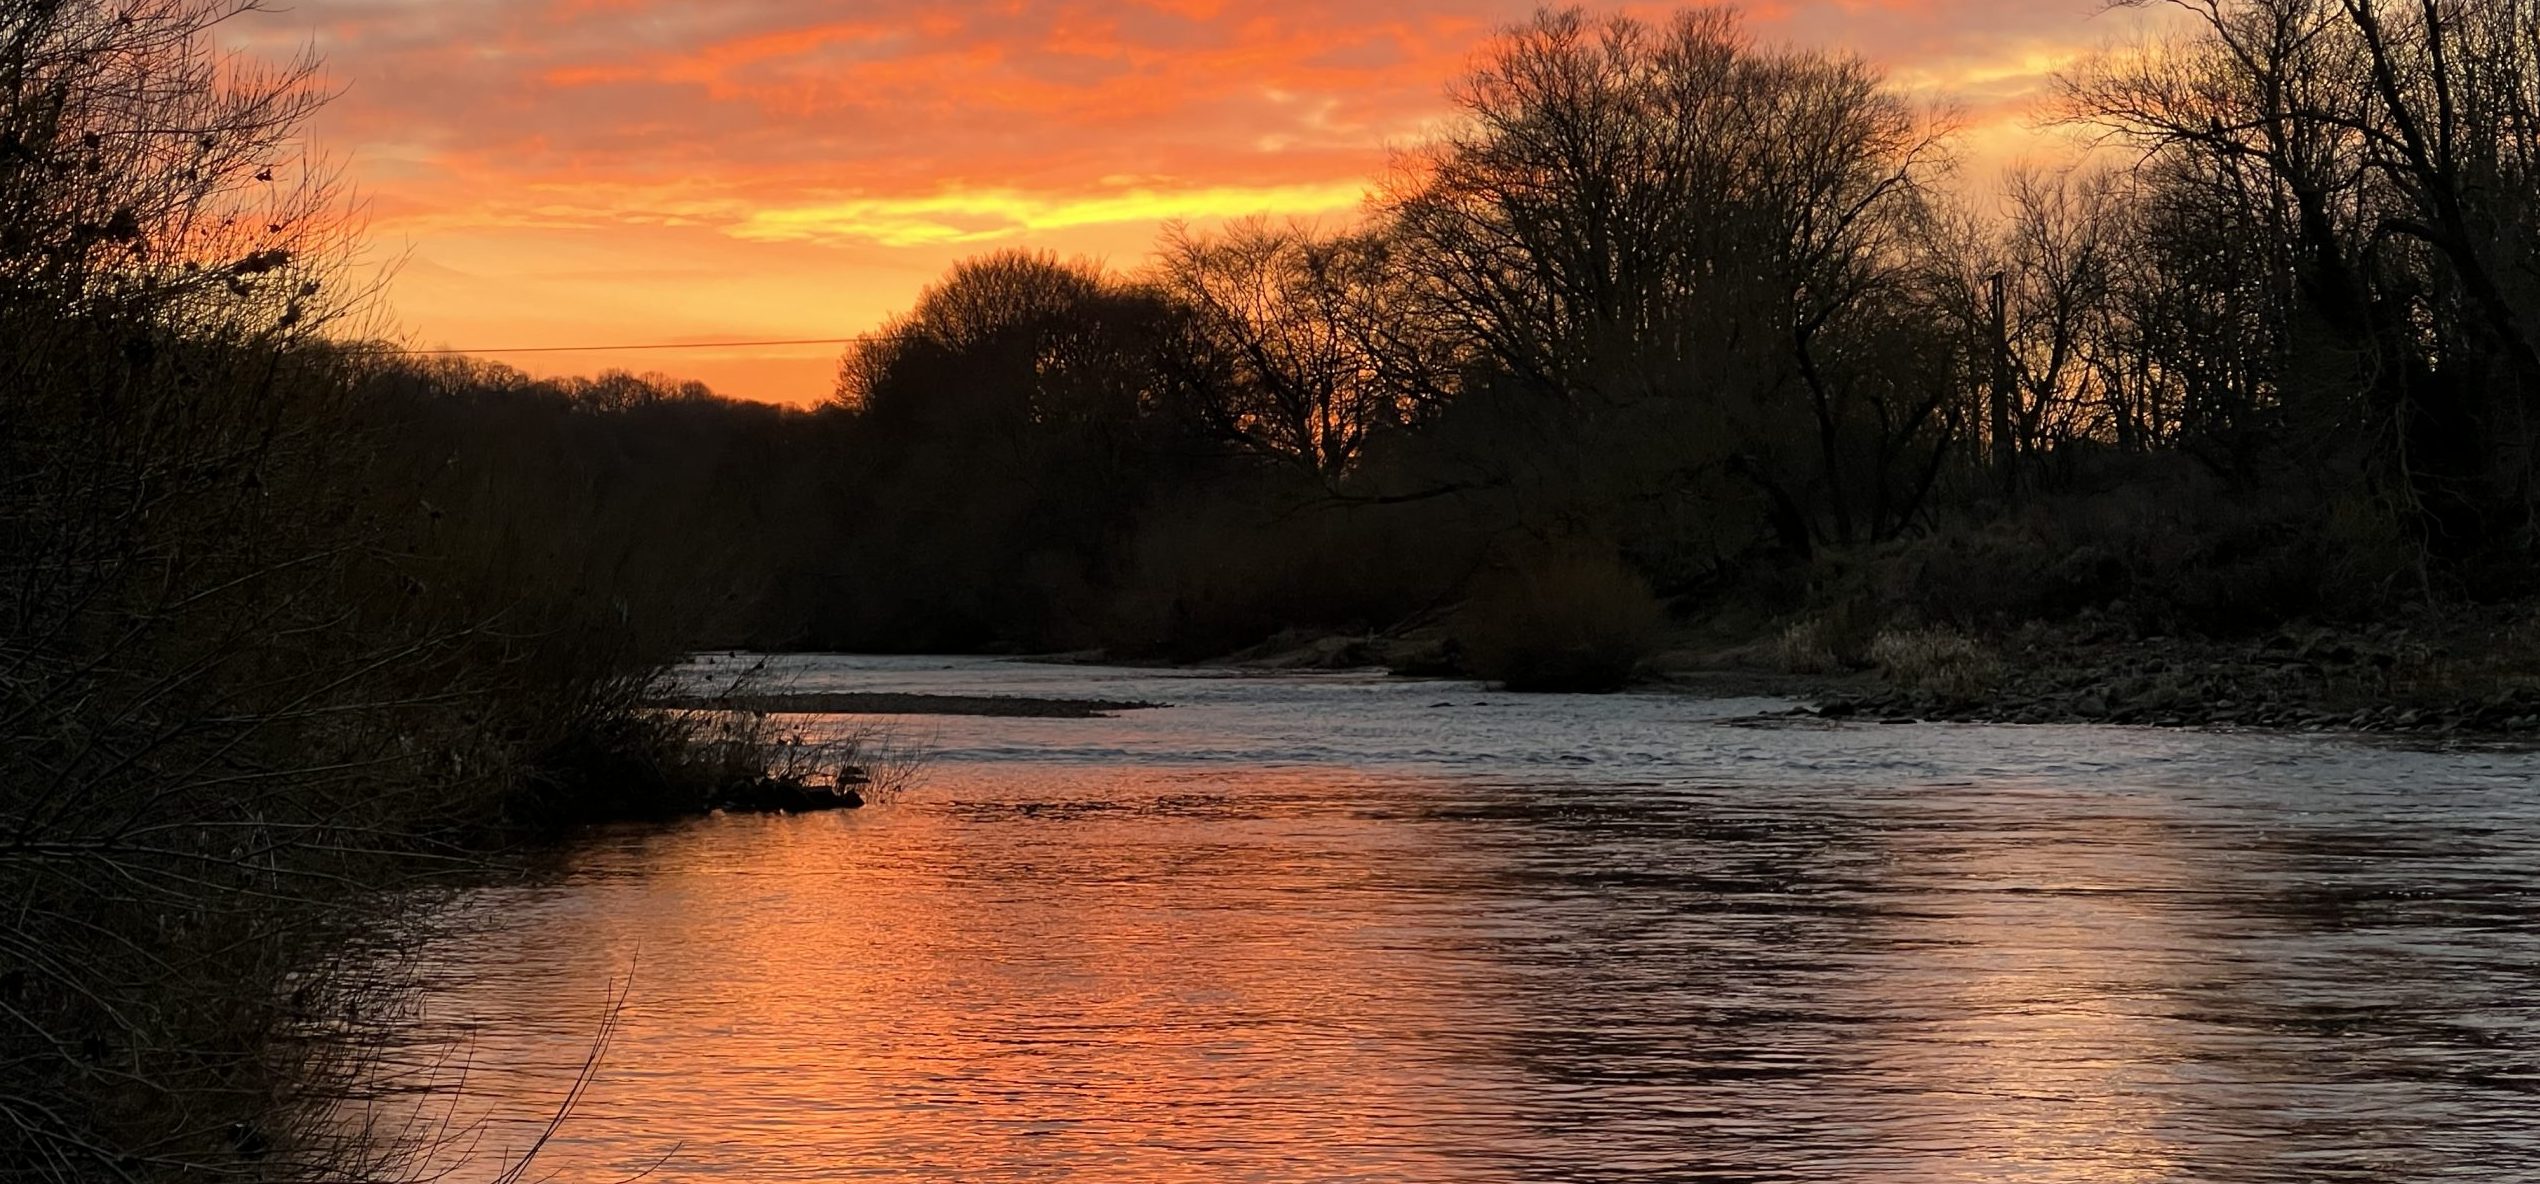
[250,1,2164,405]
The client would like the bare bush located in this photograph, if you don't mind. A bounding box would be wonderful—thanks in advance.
[1455,549,1665,691]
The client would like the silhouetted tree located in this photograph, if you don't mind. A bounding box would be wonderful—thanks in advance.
[2070,0,2540,564]
[1156,219,1454,477]
[1384,7,1955,554]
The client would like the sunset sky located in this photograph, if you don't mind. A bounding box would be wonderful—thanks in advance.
[244,1,2165,405]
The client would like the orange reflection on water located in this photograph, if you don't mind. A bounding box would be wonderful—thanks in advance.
[1844,789,2216,1183]
[359,707,2540,1184]
[385,766,1521,1183]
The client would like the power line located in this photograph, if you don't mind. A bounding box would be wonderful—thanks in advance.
[381,335,903,356]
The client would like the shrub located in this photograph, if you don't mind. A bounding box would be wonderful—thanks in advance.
[1455,550,1665,691]
[521,669,924,825]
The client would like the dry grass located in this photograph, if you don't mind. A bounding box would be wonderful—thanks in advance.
[1773,597,1883,675]
[665,657,927,803]
[708,710,928,805]
[1869,627,2007,702]
[1775,618,1845,674]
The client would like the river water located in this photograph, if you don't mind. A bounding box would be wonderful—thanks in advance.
[382,655,2540,1182]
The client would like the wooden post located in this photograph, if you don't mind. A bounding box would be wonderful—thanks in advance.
[1989,271,2017,500]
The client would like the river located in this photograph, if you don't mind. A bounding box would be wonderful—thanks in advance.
[378,654,2540,1182]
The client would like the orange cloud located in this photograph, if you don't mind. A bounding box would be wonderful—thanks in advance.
[231,0,2153,403]
[732,181,1375,248]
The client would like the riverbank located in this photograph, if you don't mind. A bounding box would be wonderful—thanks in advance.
[1782,612,2540,737]
[1202,604,2540,737]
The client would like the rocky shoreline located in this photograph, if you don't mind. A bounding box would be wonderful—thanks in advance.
[1213,612,2540,738]
[1798,687,2540,736]
[1788,618,2540,738]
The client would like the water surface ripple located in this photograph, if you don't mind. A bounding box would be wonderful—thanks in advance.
[388,656,2540,1182]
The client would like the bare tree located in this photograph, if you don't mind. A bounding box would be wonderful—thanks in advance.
[1917,164,2139,487]
[1155,219,1453,477]
[2068,0,2540,549]
[1385,6,1955,550]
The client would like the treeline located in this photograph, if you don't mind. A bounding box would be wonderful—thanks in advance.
[725,1,2540,681]
[292,1,2540,682]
